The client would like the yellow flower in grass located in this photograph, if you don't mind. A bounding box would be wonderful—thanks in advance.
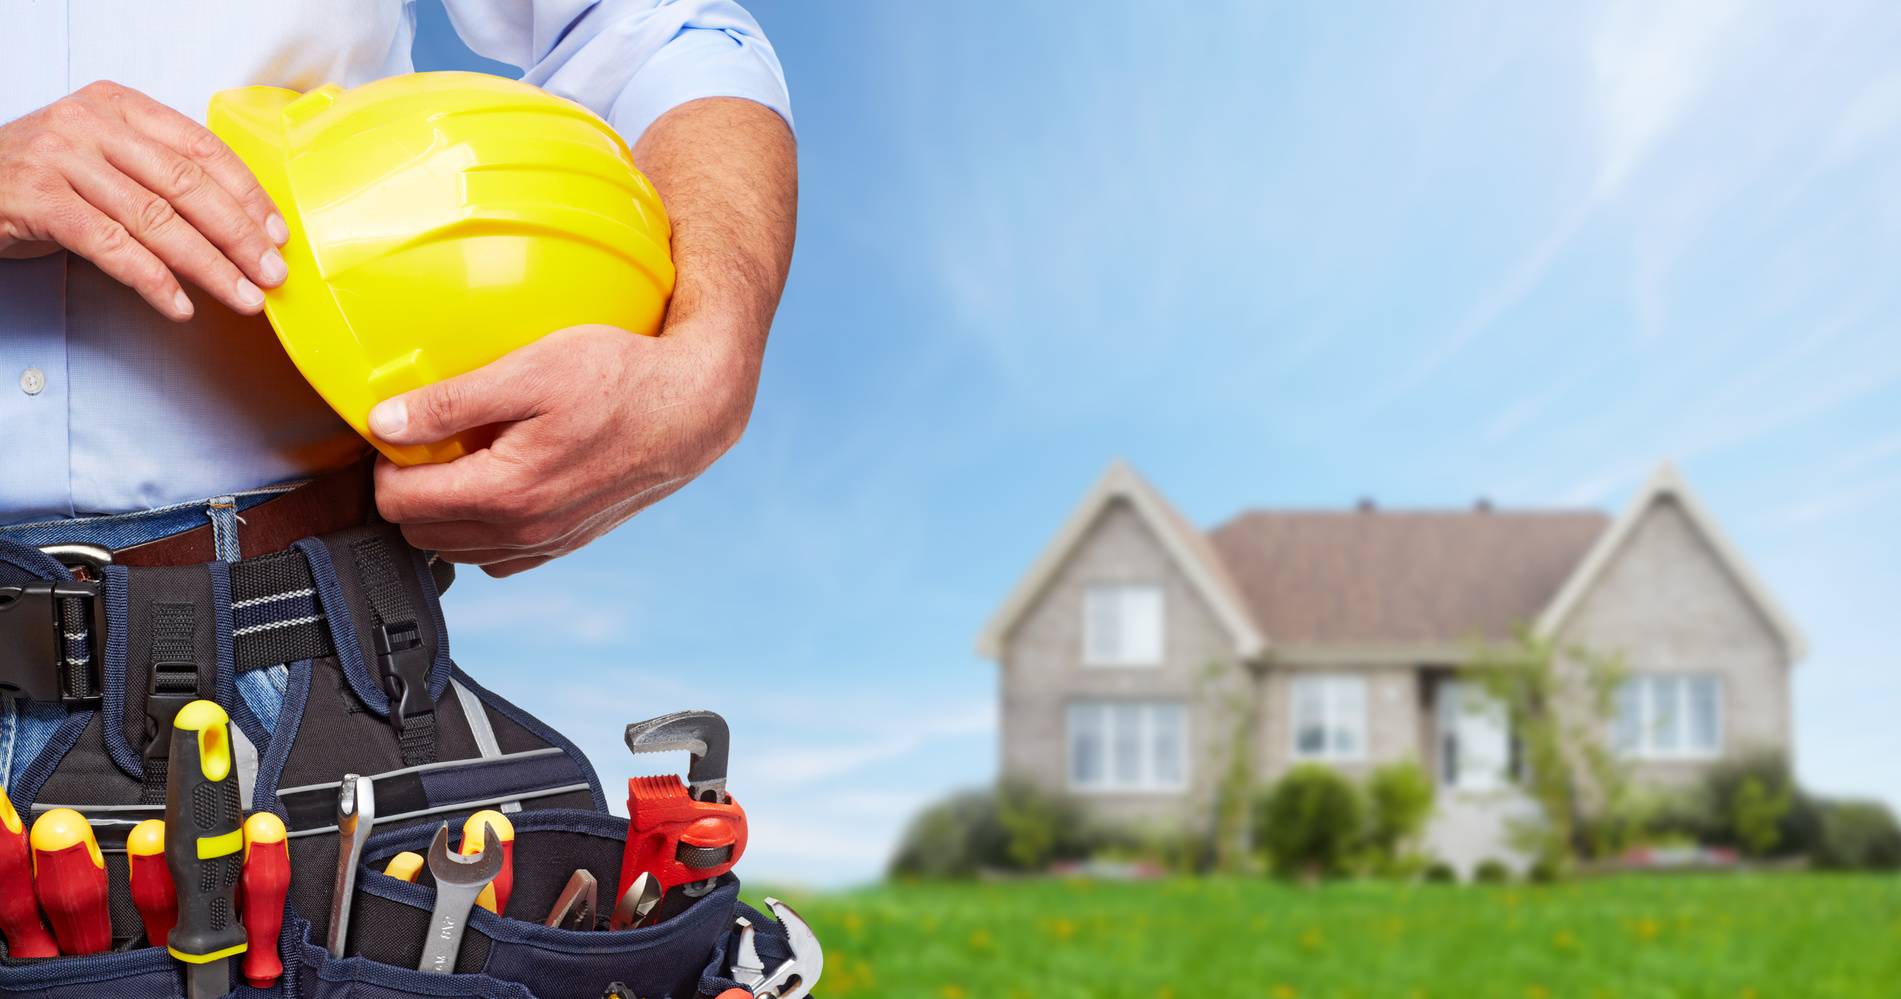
[1271,985,1297,999]
[1045,916,1077,942]
[1551,928,1577,951]
[1297,926,1324,952]
[967,928,993,953]
[1525,986,1549,999]
[939,985,967,999]
[1633,917,1661,942]
[841,910,865,937]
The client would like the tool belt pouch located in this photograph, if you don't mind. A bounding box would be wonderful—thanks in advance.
[335,809,791,998]
[0,527,777,997]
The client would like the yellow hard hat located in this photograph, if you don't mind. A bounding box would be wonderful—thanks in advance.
[208,71,674,465]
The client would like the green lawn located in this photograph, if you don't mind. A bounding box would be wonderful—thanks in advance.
[755,874,1901,998]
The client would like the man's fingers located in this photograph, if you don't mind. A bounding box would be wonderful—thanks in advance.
[43,185,191,320]
[108,86,286,241]
[99,129,282,308]
[368,350,551,446]
[374,451,551,525]
[64,148,264,315]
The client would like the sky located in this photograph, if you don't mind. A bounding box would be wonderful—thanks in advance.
[415,0,1901,886]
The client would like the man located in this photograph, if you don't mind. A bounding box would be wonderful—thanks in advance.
[0,2,794,776]
[0,0,795,566]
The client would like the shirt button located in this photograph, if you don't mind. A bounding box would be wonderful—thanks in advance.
[19,367,45,396]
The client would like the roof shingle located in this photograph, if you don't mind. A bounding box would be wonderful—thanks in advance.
[1207,509,1609,644]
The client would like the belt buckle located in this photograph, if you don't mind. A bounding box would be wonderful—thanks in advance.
[0,544,111,706]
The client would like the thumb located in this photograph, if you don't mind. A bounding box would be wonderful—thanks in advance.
[367,353,547,446]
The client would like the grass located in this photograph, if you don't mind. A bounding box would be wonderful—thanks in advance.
[753,874,1901,998]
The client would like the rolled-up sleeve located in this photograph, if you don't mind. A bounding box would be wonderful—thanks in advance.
[440,0,792,145]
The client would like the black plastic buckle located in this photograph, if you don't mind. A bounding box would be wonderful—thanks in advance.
[374,620,432,731]
[0,580,104,707]
[143,662,201,761]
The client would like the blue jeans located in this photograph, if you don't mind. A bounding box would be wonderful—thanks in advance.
[0,483,303,786]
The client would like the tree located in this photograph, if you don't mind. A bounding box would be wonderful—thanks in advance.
[1731,775,1791,857]
[1465,629,1631,877]
[1364,761,1434,873]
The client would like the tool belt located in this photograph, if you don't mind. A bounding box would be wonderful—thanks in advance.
[0,515,797,998]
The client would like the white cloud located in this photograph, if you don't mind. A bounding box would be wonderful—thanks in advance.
[1588,0,1745,196]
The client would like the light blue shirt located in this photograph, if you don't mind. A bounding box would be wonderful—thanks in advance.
[0,0,790,524]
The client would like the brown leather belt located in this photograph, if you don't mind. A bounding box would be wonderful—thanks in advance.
[112,459,377,567]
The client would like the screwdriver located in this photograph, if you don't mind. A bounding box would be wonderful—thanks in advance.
[461,810,515,915]
[383,851,425,883]
[240,812,291,989]
[164,700,248,999]
[127,819,177,947]
[29,808,110,955]
[0,791,57,958]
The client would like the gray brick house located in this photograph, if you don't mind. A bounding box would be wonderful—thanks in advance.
[975,461,1806,870]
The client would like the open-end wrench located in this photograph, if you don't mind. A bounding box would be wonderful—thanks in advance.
[729,897,823,999]
[418,821,501,974]
[327,773,375,956]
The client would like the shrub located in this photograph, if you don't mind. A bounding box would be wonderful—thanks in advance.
[1527,857,1561,883]
[1258,764,1364,879]
[1421,861,1457,884]
[1732,775,1791,857]
[1815,800,1901,871]
[888,779,1098,878]
[1365,761,1434,873]
[1472,858,1511,884]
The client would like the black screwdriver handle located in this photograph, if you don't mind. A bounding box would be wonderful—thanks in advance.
[163,700,248,966]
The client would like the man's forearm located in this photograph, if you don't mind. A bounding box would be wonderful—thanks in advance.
[634,97,798,373]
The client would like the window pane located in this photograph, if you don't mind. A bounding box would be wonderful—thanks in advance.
[1293,679,1325,756]
[1651,676,1681,752]
[1068,704,1103,787]
[1331,678,1366,757]
[1112,703,1144,787]
[1083,587,1120,664]
[1613,680,1642,753]
[1151,705,1185,787]
[1688,676,1720,752]
[1121,586,1164,663]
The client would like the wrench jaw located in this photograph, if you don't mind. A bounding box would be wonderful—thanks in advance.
[623,710,731,802]
[728,898,823,999]
[417,822,504,975]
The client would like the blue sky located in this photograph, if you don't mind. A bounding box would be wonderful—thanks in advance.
[418,1,1901,886]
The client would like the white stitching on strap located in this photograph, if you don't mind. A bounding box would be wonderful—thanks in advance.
[233,614,324,637]
[232,588,316,610]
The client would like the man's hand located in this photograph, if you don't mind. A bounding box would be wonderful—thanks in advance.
[371,97,797,577]
[0,81,289,321]
[369,323,758,576]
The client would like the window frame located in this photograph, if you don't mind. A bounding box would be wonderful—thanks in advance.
[1289,674,1369,763]
[1065,700,1190,793]
[1081,582,1166,668]
[1614,673,1724,761]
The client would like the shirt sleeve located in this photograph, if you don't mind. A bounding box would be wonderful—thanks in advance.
[438,0,792,145]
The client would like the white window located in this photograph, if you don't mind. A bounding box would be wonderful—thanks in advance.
[1083,583,1164,666]
[1066,701,1187,792]
[1614,674,1722,759]
[1292,675,1367,761]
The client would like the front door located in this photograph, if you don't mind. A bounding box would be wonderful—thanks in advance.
[1438,681,1510,792]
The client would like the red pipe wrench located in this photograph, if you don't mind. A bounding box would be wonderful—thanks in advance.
[615,710,747,922]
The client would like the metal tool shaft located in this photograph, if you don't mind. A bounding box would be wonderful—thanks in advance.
[327,774,375,956]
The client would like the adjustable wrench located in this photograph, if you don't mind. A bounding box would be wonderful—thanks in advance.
[728,897,823,999]
[418,821,501,974]
[327,773,375,956]
[618,711,748,920]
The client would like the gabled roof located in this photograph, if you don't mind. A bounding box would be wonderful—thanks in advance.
[1209,508,1608,645]
[1535,462,1809,660]
[974,460,1265,660]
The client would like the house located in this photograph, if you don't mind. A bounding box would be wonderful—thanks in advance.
[975,460,1806,871]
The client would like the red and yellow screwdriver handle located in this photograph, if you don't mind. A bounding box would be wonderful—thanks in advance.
[616,776,748,905]
[30,808,111,955]
[461,810,515,915]
[127,818,177,948]
[0,793,57,958]
[240,812,291,989]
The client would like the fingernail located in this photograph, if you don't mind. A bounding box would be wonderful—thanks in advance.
[173,290,194,319]
[235,277,265,309]
[369,399,407,439]
[259,248,288,286]
[266,213,290,246]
